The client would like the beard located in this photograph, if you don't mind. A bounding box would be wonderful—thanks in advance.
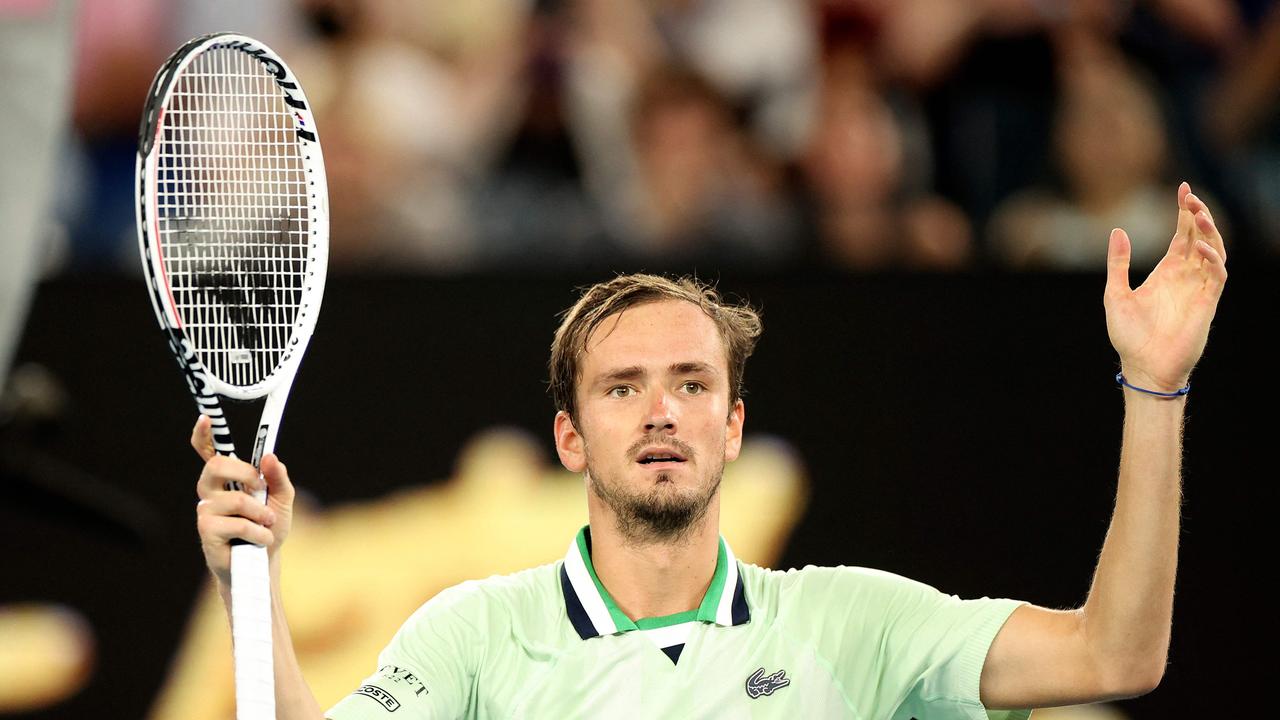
[587,460,723,546]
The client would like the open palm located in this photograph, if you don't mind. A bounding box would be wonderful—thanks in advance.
[1105,183,1228,392]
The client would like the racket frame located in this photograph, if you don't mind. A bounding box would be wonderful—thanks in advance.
[136,31,329,461]
[134,32,329,720]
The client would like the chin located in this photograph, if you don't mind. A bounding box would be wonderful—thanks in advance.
[646,468,692,486]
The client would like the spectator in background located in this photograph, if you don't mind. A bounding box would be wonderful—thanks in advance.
[468,2,608,269]
[853,0,1245,252]
[289,0,529,270]
[801,44,972,270]
[60,0,170,271]
[46,0,1274,275]
[1207,0,1280,259]
[868,0,1070,230]
[640,0,819,161]
[563,0,811,267]
[612,64,800,266]
[564,0,818,162]
[60,0,308,272]
[988,38,1181,269]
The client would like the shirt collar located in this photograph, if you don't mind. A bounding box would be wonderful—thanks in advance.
[559,525,751,640]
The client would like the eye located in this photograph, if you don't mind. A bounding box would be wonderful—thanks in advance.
[609,385,634,398]
[681,381,705,395]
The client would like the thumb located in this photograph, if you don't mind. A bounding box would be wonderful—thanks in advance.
[260,453,295,506]
[1106,228,1132,298]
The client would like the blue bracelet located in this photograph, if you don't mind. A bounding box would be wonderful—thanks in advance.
[1115,372,1190,397]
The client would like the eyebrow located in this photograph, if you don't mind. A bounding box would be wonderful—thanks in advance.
[594,362,719,387]
[670,361,716,376]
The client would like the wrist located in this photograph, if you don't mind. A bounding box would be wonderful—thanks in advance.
[1118,366,1189,394]
[215,577,233,609]
[269,552,283,587]
[1115,371,1190,399]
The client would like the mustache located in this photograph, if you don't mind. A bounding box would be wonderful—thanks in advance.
[627,435,695,462]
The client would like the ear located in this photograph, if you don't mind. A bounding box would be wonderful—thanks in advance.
[724,399,745,462]
[554,410,588,473]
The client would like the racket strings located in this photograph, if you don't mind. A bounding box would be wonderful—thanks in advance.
[155,47,310,388]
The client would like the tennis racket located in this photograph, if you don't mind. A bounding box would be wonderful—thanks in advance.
[135,32,328,720]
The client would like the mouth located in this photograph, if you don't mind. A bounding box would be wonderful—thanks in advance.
[635,447,688,469]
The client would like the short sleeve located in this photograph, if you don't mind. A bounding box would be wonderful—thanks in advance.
[326,584,483,720]
[867,570,1028,720]
[793,566,1030,720]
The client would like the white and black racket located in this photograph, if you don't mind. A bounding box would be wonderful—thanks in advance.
[135,32,328,720]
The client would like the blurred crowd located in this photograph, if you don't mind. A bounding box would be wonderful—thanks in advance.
[57,0,1280,274]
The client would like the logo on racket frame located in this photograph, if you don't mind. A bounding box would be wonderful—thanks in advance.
[210,39,317,142]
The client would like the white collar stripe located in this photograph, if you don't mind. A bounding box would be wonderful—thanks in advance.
[563,536,617,636]
[560,527,750,640]
[714,542,739,626]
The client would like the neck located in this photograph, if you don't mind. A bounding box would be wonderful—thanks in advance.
[586,497,722,621]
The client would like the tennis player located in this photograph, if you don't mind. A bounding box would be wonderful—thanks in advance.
[191,183,1226,719]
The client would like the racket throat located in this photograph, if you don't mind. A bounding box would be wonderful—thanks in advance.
[250,425,270,467]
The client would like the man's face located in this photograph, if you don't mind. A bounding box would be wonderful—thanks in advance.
[554,300,745,543]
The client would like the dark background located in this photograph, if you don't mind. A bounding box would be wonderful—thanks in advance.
[1,270,1267,719]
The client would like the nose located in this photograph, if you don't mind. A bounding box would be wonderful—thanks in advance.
[644,390,677,433]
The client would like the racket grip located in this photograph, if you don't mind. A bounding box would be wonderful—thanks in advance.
[230,543,275,720]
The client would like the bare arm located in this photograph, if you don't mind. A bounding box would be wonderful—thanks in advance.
[980,183,1227,708]
[192,416,326,720]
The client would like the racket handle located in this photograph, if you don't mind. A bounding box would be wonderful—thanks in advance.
[230,542,275,720]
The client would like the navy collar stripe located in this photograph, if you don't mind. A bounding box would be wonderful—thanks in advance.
[731,574,749,626]
[560,564,597,641]
[559,526,752,640]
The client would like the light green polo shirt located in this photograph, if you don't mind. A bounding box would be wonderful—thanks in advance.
[327,527,1030,719]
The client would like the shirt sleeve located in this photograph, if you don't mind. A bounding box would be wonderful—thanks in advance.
[870,568,1029,712]
[886,586,1029,720]
[805,566,1031,720]
[326,584,482,720]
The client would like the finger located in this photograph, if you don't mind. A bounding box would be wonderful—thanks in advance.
[197,514,275,548]
[1106,228,1132,298]
[1187,195,1227,263]
[1194,208,1225,260]
[1173,182,1193,257]
[197,492,277,527]
[190,415,215,462]
[260,454,296,506]
[1184,190,1214,224]
[1184,192,1207,254]
[1194,239,1229,292]
[196,455,262,500]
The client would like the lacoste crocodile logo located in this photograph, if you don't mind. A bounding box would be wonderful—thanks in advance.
[745,667,791,699]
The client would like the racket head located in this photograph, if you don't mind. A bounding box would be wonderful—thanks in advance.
[136,32,329,403]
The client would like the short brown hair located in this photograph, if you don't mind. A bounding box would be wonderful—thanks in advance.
[549,274,762,419]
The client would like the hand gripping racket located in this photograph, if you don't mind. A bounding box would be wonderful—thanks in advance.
[135,32,328,720]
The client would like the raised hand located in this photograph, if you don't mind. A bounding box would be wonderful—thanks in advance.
[191,415,295,587]
[1104,182,1228,393]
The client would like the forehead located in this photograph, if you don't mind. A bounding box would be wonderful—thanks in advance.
[580,300,726,377]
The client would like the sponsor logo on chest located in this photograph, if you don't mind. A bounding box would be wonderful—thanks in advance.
[745,667,791,699]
